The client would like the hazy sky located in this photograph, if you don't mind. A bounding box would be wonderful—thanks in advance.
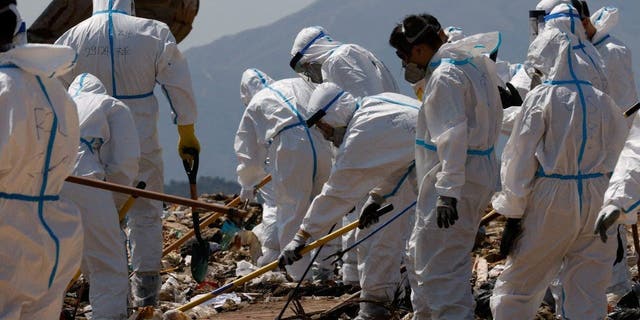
[16,0,315,50]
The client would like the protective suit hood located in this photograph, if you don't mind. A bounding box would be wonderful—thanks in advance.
[536,0,570,13]
[92,0,133,15]
[425,32,500,77]
[444,26,466,43]
[0,44,76,78]
[545,3,588,41]
[69,73,108,96]
[291,26,343,65]
[590,7,619,41]
[308,82,357,128]
[527,29,592,84]
[240,68,274,107]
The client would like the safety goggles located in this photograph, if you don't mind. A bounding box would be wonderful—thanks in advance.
[306,90,345,127]
[289,30,327,72]
[401,16,430,44]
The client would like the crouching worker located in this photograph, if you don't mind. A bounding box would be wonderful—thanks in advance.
[279,82,419,320]
[61,73,140,320]
[0,1,83,318]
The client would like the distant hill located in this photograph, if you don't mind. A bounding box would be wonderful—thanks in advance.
[164,176,240,198]
[157,0,640,183]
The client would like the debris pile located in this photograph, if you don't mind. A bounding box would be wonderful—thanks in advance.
[61,196,640,319]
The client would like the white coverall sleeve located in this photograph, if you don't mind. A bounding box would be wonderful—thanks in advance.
[607,46,638,109]
[102,101,140,186]
[155,27,197,125]
[492,100,545,218]
[603,115,640,223]
[323,54,370,97]
[501,106,522,136]
[234,109,267,189]
[423,69,469,199]
[301,126,412,238]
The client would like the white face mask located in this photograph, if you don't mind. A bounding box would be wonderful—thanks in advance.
[404,62,427,84]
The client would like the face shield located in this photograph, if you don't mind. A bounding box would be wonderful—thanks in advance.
[529,10,546,42]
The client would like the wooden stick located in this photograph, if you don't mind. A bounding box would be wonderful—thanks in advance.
[66,175,240,214]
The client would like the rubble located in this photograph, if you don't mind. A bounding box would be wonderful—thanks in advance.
[61,194,640,319]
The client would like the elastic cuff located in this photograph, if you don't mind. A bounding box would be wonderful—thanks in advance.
[297,229,311,240]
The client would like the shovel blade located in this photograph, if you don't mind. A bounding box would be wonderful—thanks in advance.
[190,241,210,283]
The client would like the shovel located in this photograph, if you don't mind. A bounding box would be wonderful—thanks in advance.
[165,203,395,315]
[182,148,209,283]
[161,174,272,256]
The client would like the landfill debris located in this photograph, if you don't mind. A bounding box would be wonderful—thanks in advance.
[60,195,640,319]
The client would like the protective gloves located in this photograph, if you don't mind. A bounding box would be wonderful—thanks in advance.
[436,196,458,228]
[239,187,255,203]
[499,218,522,257]
[594,204,621,243]
[498,82,523,109]
[177,124,201,161]
[358,193,385,229]
[278,231,309,268]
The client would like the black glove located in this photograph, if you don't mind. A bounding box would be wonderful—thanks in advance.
[594,204,621,243]
[358,194,384,229]
[278,233,307,268]
[499,218,522,257]
[498,82,523,109]
[436,196,458,228]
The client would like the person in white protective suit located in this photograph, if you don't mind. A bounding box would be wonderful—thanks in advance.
[289,26,400,284]
[489,8,630,319]
[278,82,420,320]
[501,2,609,136]
[237,69,280,266]
[0,2,83,318]
[389,13,503,319]
[235,68,334,280]
[570,0,640,303]
[55,0,200,306]
[595,115,640,259]
[60,73,140,320]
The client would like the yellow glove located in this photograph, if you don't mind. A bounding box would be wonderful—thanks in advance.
[177,124,200,161]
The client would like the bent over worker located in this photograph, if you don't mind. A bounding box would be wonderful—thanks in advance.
[235,68,333,280]
[279,82,420,320]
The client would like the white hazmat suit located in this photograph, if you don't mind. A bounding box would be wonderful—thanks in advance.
[590,6,638,110]
[489,15,629,319]
[237,69,280,266]
[61,73,139,319]
[0,41,83,318]
[589,5,639,299]
[291,26,400,282]
[235,71,333,280]
[410,37,503,320]
[55,0,198,306]
[289,83,420,320]
[290,26,399,97]
[601,115,640,225]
